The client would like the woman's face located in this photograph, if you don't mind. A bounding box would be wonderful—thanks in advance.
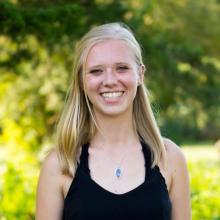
[84,39,143,118]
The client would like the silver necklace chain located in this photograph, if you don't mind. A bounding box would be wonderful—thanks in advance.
[98,145,129,180]
[92,142,140,180]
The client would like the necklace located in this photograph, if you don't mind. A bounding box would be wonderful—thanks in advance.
[93,142,139,180]
[101,147,127,180]
[114,156,126,179]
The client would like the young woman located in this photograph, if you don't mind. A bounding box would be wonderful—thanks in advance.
[36,22,191,220]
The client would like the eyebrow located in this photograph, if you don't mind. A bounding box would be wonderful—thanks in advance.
[87,65,103,70]
[87,62,131,69]
[115,62,130,66]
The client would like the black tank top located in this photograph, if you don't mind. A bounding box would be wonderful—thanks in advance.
[63,142,172,220]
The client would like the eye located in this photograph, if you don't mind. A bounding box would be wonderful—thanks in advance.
[89,69,103,75]
[116,65,129,73]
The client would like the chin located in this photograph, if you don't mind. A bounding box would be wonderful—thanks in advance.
[94,105,131,118]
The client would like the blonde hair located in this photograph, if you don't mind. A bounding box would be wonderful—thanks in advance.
[55,22,166,177]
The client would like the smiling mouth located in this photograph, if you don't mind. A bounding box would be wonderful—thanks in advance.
[100,91,124,98]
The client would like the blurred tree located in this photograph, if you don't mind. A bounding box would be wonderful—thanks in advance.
[0,0,219,146]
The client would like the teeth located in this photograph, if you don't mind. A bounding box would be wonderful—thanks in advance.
[101,92,123,98]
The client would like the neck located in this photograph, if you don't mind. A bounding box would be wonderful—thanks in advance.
[91,110,140,152]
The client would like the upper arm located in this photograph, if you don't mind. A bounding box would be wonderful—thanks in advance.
[164,139,191,220]
[36,150,64,220]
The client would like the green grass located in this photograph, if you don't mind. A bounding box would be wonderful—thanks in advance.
[182,145,220,220]
[182,143,219,161]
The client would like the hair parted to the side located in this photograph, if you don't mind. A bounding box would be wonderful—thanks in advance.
[55,22,166,177]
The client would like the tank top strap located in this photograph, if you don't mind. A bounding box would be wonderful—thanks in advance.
[140,141,152,176]
[79,143,90,175]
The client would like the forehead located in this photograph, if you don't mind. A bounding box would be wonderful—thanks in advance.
[85,39,135,68]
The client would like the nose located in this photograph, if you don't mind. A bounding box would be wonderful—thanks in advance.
[102,67,117,87]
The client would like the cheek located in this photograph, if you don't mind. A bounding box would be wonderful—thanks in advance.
[85,76,101,92]
[119,73,138,88]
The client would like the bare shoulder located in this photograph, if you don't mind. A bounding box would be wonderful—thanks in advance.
[158,138,187,192]
[162,137,189,189]
[163,138,191,219]
[37,148,63,198]
[36,149,64,220]
[41,149,62,176]
[163,137,187,167]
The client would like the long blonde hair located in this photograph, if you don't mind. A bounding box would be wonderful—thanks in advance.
[55,22,166,177]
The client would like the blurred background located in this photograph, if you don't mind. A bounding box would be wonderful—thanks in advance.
[0,0,219,219]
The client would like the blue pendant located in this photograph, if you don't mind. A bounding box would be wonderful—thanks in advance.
[116,168,122,178]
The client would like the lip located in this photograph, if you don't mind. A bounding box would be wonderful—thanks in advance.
[99,91,125,104]
[100,91,125,99]
[99,91,125,95]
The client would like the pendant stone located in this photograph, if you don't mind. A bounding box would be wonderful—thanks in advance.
[116,168,122,178]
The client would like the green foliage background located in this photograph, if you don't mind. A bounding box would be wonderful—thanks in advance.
[184,145,220,220]
[0,0,219,219]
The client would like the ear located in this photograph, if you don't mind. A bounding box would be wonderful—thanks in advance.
[138,64,145,85]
